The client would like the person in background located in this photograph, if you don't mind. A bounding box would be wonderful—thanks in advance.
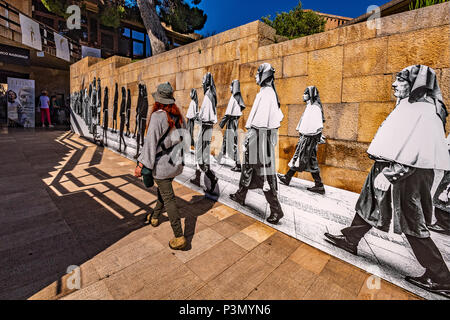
[216,79,246,172]
[39,90,53,128]
[50,96,60,124]
[186,88,199,147]
[136,82,187,250]
[229,63,285,225]
[278,86,326,194]
[190,72,219,195]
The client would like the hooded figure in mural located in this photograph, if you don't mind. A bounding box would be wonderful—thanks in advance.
[112,83,119,133]
[186,88,199,147]
[102,86,109,146]
[229,63,285,225]
[278,86,326,194]
[118,86,127,152]
[125,88,132,137]
[88,78,97,134]
[135,83,149,158]
[324,65,450,298]
[216,79,246,172]
[83,88,89,125]
[190,72,219,195]
[96,79,102,123]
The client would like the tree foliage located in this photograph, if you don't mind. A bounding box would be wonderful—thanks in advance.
[409,0,448,10]
[261,1,325,39]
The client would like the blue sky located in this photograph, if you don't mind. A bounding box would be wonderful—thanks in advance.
[196,0,387,36]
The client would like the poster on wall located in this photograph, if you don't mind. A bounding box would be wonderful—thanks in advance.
[19,13,42,51]
[7,77,35,128]
[54,32,71,62]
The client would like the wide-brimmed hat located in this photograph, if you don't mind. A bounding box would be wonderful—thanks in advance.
[152,82,175,104]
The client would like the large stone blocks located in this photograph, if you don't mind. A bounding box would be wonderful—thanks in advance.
[387,25,450,73]
[322,103,359,141]
[276,77,307,105]
[342,75,392,103]
[307,46,343,104]
[343,37,388,78]
[323,140,372,172]
[283,53,308,78]
[357,102,394,143]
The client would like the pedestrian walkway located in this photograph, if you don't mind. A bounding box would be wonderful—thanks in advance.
[0,128,419,300]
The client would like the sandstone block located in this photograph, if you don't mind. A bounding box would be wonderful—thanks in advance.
[357,102,394,143]
[322,103,359,141]
[343,37,388,78]
[324,140,372,172]
[387,25,450,73]
[342,75,392,103]
[307,46,343,103]
[283,53,308,78]
[276,77,307,105]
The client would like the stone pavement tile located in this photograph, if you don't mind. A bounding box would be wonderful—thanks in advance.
[250,232,302,268]
[303,276,358,300]
[186,239,248,282]
[241,221,277,243]
[229,232,260,251]
[29,260,101,300]
[208,205,237,221]
[61,280,113,300]
[246,264,315,300]
[129,265,204,300]
[319,257,369,296]
[172,228,225,264]
[288,243,331,275]
[223,213,257,231]
[210,220,241,239]
[92,234,165,279]
[357,277,420,300]
[276,259,319,286]
[197,212,220,226]
[104,250,184,299]
[189,252,276,300]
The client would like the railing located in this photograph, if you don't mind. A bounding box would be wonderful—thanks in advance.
[0,0,81,63]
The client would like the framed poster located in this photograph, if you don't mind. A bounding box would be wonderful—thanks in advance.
[7,77,35,128]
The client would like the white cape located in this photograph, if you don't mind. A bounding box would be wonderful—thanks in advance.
[297,103,323,135]
[246,86,283,129]
[225,96,242,117]
[367,99,450,170]
[186,100,197,119]
[199,95,217,124]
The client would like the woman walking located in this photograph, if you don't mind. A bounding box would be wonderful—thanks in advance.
[135,82,187,250]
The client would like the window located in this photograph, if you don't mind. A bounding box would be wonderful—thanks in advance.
[122,28,130,38]
[145,35,152,57]
[133,41,144,59]
[90,18,98,44]
[132,30,145,41]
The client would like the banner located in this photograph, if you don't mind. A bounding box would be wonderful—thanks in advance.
[7,78,35,128]
[81,46,101,58]
[0,43,30,65]
[54,32,71,62]
[19,14,42,51]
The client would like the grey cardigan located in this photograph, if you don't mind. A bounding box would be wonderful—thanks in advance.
[138,110,185,180]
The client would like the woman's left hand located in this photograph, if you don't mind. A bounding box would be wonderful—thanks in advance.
[134,165,143,178]
[374,173,391,191]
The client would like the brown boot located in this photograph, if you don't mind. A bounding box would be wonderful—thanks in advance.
[169,236,187,250]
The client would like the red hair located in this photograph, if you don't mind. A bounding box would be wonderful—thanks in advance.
[152,102,183,129]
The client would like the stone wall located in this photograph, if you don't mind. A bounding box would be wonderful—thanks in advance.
[70,2,450,193]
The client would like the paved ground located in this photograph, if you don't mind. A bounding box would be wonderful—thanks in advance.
[0,127,419,300]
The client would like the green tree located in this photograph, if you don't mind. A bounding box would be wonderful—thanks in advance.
[261,1,325,39]
[409,0,448,10]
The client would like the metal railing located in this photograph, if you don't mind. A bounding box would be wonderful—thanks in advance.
[0,0,81,62]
